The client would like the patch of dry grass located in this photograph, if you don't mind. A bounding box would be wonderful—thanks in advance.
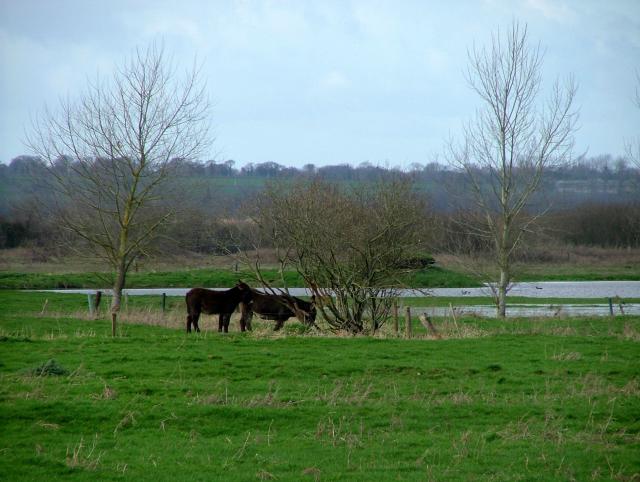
[65,435,103,471]
[552,351,582,361]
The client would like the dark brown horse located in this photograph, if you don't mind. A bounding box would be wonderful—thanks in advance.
[185,282,252,333]
[241,290,317,330]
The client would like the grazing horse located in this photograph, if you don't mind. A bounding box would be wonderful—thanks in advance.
[241,290,317,331]
[185,282,252,333]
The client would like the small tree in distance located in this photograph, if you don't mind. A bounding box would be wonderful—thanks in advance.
[27,43,211,335]
[447,21,578,318]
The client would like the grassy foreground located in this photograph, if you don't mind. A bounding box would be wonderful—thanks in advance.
[1,292,639,481]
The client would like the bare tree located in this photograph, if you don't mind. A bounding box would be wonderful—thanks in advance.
[626,71,640,169]
[240,177,429,334]
[27,44,211,334]
[447,21,578,317]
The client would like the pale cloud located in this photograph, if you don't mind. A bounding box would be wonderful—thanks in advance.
[132,12,204,46]
[424,47,449,73]
[321,70,350,89]
[351,0,399,39]
[224,0,310,43]
[524,0,576,22]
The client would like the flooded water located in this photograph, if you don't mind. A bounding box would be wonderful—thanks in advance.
[426,281,640,299]
[39,281,640,299]
[36,281,639,318]
[413,303,640,318]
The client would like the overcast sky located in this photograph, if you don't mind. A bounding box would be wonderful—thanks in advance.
[1,0,639,167]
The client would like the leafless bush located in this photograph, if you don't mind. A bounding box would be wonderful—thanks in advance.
[241,177,431,334]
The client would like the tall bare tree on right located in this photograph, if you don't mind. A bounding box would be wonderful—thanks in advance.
[447,21,578,318]
[626,71,640,169]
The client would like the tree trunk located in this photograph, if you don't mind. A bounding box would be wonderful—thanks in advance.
[496,214,510,318]
[497,266,508,318]
[110,258,127,336]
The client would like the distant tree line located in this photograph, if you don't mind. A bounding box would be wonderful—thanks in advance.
[1,153,639,252]
[3,152,637,183]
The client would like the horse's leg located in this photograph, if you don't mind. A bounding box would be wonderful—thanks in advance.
[187,310,199,333]
[240,303,247,331]
[274,318,285,331]
[224,313,231,333]
[239,310,250,332]
[239,302,252,332]
[218,314,224,332]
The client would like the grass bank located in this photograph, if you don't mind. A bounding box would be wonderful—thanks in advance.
[0,266,480,290]
[1,291,639,480]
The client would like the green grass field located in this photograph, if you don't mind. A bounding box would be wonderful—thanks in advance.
[0,266,481,290]
[2,261,638,291]
[1,291,639,480]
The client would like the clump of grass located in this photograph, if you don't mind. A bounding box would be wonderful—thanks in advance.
[36,420,61,430]
[551,352,582,361]
[26,359,69,377]
[301,466,321,481]
[315,415,365,449]
[90,384,117,401]
[435,320,489,339]
[256,469,276,480]
[622,322,640,341]
[65,435,103,470]
[113,411,137,435]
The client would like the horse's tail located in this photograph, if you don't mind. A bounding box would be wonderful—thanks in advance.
[185,289,199,313]
[185,289,200,333]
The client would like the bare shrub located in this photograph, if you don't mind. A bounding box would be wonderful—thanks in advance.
[244,177,431,334]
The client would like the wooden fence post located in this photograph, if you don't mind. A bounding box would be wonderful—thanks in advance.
[94,291,102,313]
[393,301,399,336]
[449,302,459,331]
[111,313,117,337]
[162,293,167,313]
[608,298,614,316]
[405,306,412,339]
[419,314,442,339]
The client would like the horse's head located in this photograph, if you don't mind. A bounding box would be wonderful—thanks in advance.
[301,295,317,325]
[235,281,253,302]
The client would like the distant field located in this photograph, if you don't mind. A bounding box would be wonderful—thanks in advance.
[1,290,639,480]
[515,266,640,282]
[0,266,481,290]
[437,250,640,283]
[2,245,639,291]
[1,263,639,292]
